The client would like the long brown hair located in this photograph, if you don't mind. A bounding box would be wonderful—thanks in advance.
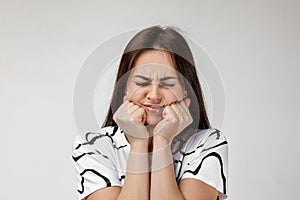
[102,25,211,130]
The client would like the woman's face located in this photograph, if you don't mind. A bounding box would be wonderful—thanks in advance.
[126,50,186,126]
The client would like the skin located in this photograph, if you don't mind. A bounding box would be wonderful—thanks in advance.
[86,50,218,200]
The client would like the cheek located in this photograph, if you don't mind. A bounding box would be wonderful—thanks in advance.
[127,86,147,100]
[163,90,180,104]
[163,88,184,103]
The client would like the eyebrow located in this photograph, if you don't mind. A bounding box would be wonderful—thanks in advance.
[133,75,176,81]
[133,75,152,81]
[159,76,176,81]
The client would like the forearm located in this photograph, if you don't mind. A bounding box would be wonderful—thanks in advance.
[117,142,150,200]
[150,137,185,200]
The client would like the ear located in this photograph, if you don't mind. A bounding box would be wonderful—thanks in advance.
[183,87,188,98]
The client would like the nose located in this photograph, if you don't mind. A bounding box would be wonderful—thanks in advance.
[146,84,161,103]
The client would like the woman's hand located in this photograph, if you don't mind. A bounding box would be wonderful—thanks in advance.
[153,98,193,146]
[113,97,150,151]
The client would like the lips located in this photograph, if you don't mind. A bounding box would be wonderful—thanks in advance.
[143,104,164,113]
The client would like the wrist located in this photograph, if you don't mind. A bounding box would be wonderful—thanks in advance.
[130,140,149,153]
[127,151,150,173]
[125,133,149,153]
[151,143,173,171]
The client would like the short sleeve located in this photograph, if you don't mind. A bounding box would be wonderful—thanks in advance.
[72,135,122,200]
[180,129,228,200]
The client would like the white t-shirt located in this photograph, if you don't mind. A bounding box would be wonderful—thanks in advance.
[72,126,228,200]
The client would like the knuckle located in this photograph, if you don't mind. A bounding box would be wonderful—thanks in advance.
[170,118,178,123]
[138,108,145,114]
[129,117,135,124]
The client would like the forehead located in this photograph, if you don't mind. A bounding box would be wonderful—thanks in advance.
[134,50,176,68]
[132,50,177,77]
[131,64,177,78]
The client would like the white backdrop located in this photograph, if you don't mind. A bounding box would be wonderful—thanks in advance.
[1,0,299,199]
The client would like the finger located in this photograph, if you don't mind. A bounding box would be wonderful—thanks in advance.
[123,95,129,103]
[184,98,191,108]
[128,103,141,115]
[172,101,191,125]
[131,107,146,124]
[170,103,183,118]
[179,99,193,124]
[162,105,177,120]
[180,98,191,116]
[117,100,129,114]
[114,100,130,121]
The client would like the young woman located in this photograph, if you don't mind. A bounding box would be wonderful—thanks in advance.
[72,25,228,200]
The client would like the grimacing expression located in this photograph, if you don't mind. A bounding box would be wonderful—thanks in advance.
[126,50,186,126]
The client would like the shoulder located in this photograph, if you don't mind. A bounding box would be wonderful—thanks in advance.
[185,128,227,152]
[191,128,226,142]
[181,128,228,171]
[73,126,126,156]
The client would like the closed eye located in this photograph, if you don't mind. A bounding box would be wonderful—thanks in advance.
[135,82,151,86]
[160,83,175,87]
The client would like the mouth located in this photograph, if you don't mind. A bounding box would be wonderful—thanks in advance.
[143,104,164,113]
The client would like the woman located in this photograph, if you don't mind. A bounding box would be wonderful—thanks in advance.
[72,25,228,200]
